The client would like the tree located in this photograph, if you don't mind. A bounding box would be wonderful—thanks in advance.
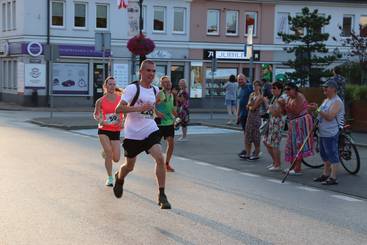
[278,7,337,86]
[333,26,367,84]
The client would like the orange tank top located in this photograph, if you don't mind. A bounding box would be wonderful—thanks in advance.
[99,95,123,132]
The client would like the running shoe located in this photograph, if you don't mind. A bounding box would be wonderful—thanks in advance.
[105,176,114,187]
[248,155,260,161]
[166,164,175,172]
[113,172,124,198]
[287,170,303,176]
[268,166,281,172]
[158,193,171,209]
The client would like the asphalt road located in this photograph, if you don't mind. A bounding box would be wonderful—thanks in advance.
[1,111,367,245]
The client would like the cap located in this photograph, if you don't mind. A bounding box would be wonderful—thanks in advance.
[322,79,337,89]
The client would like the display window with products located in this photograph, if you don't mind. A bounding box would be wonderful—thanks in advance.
[190,62,203,98]
[205,68,237,96]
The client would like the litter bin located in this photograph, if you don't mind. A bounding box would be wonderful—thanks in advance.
[31,89,38,106]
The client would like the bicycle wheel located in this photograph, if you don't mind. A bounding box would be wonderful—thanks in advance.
[302,135,324,169]
[339,134,360,175]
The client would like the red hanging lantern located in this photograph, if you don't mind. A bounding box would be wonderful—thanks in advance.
[127,33,155,56]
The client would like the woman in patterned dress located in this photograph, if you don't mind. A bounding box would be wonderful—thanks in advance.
[244,80,264,160]
[278,82,314,175]
[176,79,190,141]
[263,81,285,171]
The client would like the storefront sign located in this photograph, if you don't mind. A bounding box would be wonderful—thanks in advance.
[27,42,43,57]
[58,45,110,57]
[147,49,172,59]
[203,49,260,61]
[24,64,46,88]
[52,63,89,95]
[113,63,129,88]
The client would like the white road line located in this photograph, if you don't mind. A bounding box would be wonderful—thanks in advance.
[331,195,363,202]
[193,161,212,167]
[239,172,260,177]
[297,186,321,192]
[175,156,188,161]
[214,166,233,172]
[266,178,284,184]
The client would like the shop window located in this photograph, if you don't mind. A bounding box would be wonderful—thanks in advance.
[342,15,353,37]
[154,65,167,87]
[360,16,367,37]
[153,6,166,32]
[205,68,237,97]
[190,62,203,98]
[207,10,219,35]
[51,1,64,28]
[96,4,108,29]
[173,7,185,33]
[245,12,257,36]
[226,10,238,36]
[74,3,87,28]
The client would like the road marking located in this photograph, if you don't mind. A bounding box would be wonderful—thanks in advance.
[266,178,284,184]
[297,186,321,192]
[214,166,233,172]
[239,172,260,177]
[193,161,212,167]
[331,195,363,202]
[175,156,188,161]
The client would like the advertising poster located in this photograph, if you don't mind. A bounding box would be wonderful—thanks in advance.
[24,63,46,89]
[52,63,89,95]
[113,63,129,88]
[127,2,140,37]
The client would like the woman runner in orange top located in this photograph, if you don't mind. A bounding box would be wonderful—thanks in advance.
[93,76,123,186]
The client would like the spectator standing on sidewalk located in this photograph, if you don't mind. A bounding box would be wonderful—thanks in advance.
[244,80,264,160]
[176,79,190,141]
[156,76,177,172]
[223,75,238,124]
[237,74,253,159]
[93,76,123,186]
[114,59,171,209]
[263,81,285,171]
[330,66,346,101]
[278,81,314,175]
[309,80,345,185]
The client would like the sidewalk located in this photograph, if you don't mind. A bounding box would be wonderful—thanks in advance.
[1,101,367,147]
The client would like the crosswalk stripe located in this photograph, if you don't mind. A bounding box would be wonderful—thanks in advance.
[239,172,260,177]
[193,161,212,167]
[214,166,233,172]
[331,195,362,202]
[297,186,321,192]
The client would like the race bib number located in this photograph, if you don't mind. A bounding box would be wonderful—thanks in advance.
[104,113,119,125]
[141,110,154,119]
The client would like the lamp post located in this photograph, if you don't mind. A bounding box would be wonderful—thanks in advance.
[138,0,145,65]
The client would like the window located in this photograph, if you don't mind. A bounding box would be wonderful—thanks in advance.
[173,7,185,33]
[342,15,354,37]
[96,4,108,29]
[12,60,16,89]
[12,1,15,30]
[207,10,219,35]
[245,12,257,36]
[360,16,367,37]
[226,10,238,35]
[142,5,146,32]
[6,2,10,31]
[276,12,289,38]
[2,3,5,31]
[153,6,165,32]
[74,3,87,28]
[51,1,64,27]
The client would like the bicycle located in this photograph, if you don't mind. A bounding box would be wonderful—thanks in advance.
[302,122,360,175]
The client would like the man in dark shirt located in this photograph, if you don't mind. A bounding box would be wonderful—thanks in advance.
[237,73,253,158]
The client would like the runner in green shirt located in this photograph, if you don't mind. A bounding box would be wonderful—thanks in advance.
[156,76,177,172]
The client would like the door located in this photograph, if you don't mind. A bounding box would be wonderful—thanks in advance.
[93,63,108,103]
[170,65,184,89]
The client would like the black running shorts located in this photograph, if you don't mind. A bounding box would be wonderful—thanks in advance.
[158,125,175,140]
[123,130,161,158]
[98,129,121,141]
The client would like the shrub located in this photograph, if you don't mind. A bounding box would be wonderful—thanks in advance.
[345,84,367,101]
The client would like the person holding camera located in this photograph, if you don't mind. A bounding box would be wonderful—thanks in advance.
[156,76,177,172]
[262,81,285,171]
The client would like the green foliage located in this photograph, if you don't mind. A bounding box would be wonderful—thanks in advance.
[338,62,364,85]
[345,84,367,101]
[278,7,337,86]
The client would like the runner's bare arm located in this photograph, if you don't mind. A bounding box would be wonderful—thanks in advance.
[93,98,102,121]
[115,100,154,114]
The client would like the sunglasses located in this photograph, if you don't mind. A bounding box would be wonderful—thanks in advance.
[145,69,156,73]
